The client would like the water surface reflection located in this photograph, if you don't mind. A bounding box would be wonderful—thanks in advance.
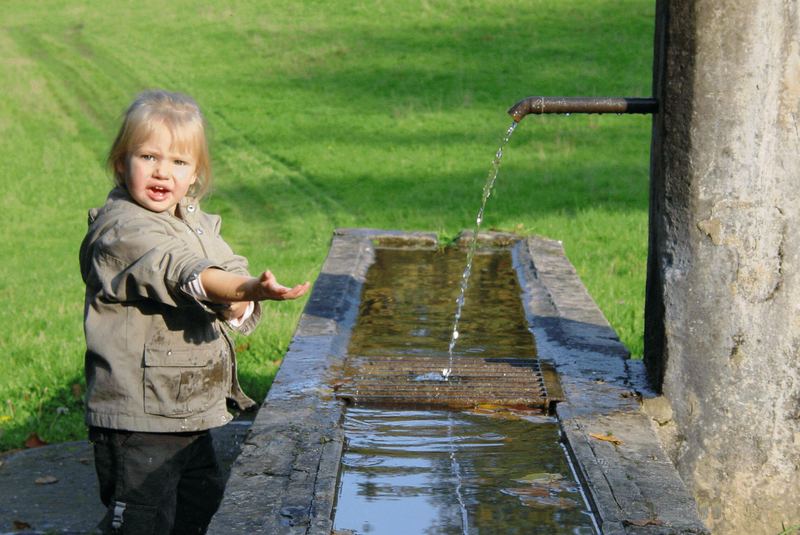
[334,408,595,534]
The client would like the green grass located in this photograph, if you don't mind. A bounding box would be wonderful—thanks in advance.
[0,0,654,450]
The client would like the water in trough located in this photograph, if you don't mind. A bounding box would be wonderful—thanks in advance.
[332,247,597,534]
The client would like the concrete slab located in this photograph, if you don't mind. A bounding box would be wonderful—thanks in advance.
[0,420,250,535]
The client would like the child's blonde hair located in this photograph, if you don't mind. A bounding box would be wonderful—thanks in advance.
[107,90,213,200]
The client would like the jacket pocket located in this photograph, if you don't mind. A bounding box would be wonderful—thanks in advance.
[143,345,223,418]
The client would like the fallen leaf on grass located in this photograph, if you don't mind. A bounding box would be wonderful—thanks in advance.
[13,520,32,530]
[71,383,83,400]
[589,432,623,446]
[24,432,48,448]
[34,475,58,485]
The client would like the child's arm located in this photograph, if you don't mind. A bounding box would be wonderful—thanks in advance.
[200,268,310,304]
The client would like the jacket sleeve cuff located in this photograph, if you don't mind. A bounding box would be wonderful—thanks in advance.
[230,301,261,335]
[179,260,221,313]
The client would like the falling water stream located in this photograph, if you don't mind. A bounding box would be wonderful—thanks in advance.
[332,123,597,534]
[443,121,519,379]
[441,121,519,532]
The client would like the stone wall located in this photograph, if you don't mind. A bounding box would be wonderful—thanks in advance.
[645,1,800,532]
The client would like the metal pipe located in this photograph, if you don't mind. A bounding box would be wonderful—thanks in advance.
[508,96,658,122]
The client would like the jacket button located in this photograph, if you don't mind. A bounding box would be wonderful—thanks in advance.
[167,350,173,356]
[195,228,204,235]
[187,204,196,212]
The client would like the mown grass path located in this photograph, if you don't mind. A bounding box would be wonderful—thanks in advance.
[0,1,654,449]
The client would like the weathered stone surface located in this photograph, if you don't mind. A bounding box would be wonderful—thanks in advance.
[518,236,708,534]
[646,1,800,532]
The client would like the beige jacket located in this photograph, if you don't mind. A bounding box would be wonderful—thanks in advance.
[80,187,259,432]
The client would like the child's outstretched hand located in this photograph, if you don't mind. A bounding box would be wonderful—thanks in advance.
[200,267,311,305]
[254,270,311,301]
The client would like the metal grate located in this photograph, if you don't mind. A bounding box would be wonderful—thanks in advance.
[334,355,562,411]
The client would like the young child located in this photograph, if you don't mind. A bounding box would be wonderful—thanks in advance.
[79,89,310,534]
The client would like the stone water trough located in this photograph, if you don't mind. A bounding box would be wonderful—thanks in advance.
[208,228,708,535]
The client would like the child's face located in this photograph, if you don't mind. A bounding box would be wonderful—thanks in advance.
[122,126,198,215]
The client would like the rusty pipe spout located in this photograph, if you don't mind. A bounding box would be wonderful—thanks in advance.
[508,96,658,122]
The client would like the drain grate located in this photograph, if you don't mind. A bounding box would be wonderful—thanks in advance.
[334,355,562,411]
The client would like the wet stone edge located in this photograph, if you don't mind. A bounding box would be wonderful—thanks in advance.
[514,236,709,535]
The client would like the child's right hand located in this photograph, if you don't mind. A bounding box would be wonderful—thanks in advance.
[200,267,310,304]
[253,270,311,301]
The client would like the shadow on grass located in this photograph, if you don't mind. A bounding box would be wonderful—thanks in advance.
[212,155,650,237]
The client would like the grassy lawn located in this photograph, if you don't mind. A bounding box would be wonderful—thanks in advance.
[0,0,654,450]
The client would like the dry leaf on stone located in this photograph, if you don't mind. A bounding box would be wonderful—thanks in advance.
[34,475,59,485]
[589,432,623,446]
[13,520,32,530]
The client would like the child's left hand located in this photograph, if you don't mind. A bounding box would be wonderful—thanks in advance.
[220,301,251,322]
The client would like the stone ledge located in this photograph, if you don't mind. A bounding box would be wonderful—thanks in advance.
[516,236,709,534]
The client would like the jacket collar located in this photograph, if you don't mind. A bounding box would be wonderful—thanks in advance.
[89,187,200,224]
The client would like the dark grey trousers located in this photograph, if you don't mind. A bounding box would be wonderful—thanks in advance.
[89,427,225,535]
